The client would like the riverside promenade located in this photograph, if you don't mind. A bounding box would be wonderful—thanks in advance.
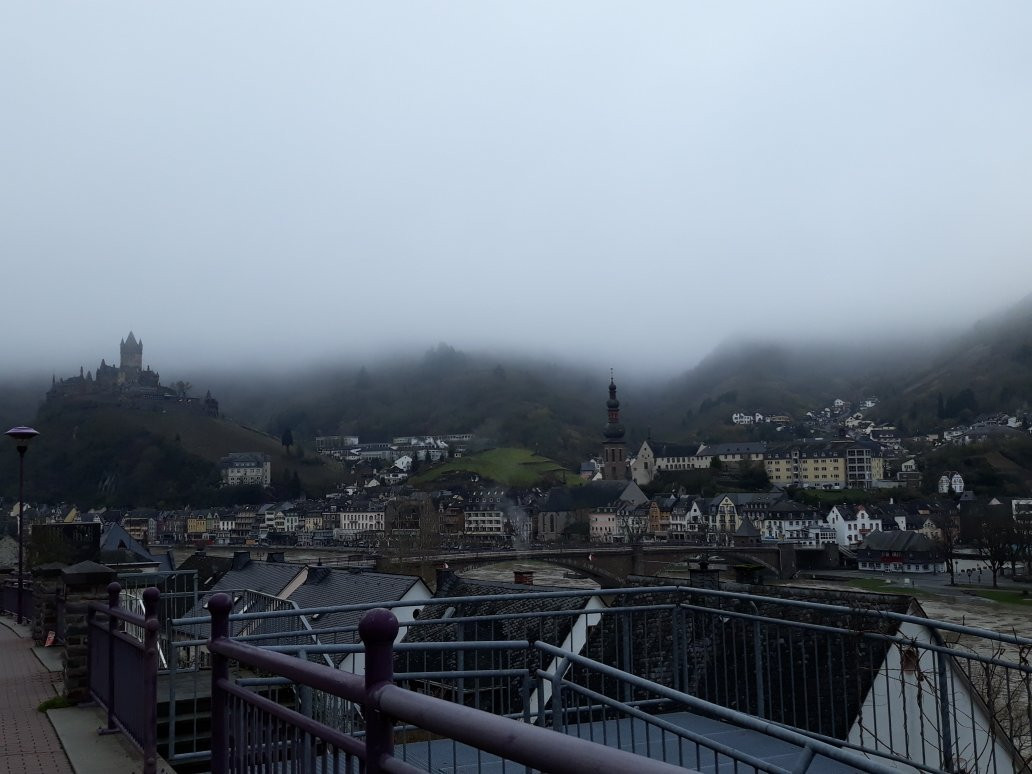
[0,619,73,774]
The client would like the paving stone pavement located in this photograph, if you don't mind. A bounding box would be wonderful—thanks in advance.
[0,620,73,774]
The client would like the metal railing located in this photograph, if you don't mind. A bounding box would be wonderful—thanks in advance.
[119,569,200,624]
[185,583,1032,773]
[87,582,160,774]
[158,587,332,766]
[95,580,1032,772]
[0,575,32,623]
[207,594,693,774]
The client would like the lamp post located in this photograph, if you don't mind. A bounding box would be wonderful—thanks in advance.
[6,426,39,624]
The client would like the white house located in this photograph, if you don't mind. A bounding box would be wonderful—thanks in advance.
[937,472,965,495]
[335,505,385,537]
[464,510,506,537]
[630,441,656,486]
[826,504,883,547]
[590,510,619,542]
[668,498,705,542]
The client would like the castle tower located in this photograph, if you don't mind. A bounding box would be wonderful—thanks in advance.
[602,372,628,481]
[120,331,143,382]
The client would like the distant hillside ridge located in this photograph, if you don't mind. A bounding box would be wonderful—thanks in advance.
[0,399,345,507]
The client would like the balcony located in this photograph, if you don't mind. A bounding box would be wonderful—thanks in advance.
[88,581,1032,773]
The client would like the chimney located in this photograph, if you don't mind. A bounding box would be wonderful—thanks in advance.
[305,566,331,585]
[267,552,286,563]
[231,551,251,571]
[435,564,455,592]
[514,570,534,586]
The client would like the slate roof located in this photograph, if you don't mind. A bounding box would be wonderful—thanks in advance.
[697,442,767,456]
[572,578,912,742]
[397,574,598,715]
[650,441,700,458]
[177,550,233,590]
[735,517,761,537]
[286,568,423,654]
[540,481,637,512]
[766,499,819,516]
[718,492,785,508]
[98,523,156,564]
[859,530,936,553]
[198,558,304,608]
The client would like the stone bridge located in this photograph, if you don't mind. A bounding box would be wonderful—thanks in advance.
[375,543,803,589]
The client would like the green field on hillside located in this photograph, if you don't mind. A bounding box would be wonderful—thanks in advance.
[411,448,578,488]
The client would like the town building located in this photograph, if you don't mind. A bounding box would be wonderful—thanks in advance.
[826,504,884,547]
[536,480,646,542]
[692,442,767,468]
[630,440,701,485]
[855,530,945,573]
[219,452,272,487]
[764,439,885,489]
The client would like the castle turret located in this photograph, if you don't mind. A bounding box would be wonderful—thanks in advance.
[120,331,143,382]
[602,372,628,481]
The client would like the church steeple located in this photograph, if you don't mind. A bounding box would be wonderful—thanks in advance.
[604,371,624,441]
[601,370,628,480]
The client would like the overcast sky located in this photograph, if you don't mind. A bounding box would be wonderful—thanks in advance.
[4,2,1032,377]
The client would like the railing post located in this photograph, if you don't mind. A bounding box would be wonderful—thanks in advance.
[752,618,765,719]
[748,601,765,719]
[142,587,160,774]
[105,582,120,733]
[672,604,685,693]
[935,646,955,771]
[551,656,570,732]
[208,592,232,774]
[359,608,400,774]
[299,647,313,772]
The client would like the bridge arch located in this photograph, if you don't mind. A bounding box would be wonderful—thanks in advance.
[637,549,783,579]
[445,556,623,589]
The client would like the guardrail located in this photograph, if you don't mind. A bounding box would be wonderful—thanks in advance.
[135,581,1032,772]
[193,583,1032,772]
[87,582,160,774]
[207,594,692,774]
[0,576,32,623]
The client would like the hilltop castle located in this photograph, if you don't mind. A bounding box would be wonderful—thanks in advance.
[48,332,218,416]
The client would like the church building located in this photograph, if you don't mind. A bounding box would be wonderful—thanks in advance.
[601,374,628,480]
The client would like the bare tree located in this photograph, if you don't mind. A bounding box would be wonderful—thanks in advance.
[932,508,961,586]
[970,507,1015,588]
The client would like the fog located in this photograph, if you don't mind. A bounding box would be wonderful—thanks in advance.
[4,2,1032,377]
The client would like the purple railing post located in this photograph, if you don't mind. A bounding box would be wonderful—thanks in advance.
[208,593,232,774]
[105,582,120,733]
[142,587,160,774]
[359,608,400,774]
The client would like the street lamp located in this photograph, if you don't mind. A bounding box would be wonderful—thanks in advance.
[6,426,39,625]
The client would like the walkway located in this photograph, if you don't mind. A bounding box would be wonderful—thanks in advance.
[0,620,73,774]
